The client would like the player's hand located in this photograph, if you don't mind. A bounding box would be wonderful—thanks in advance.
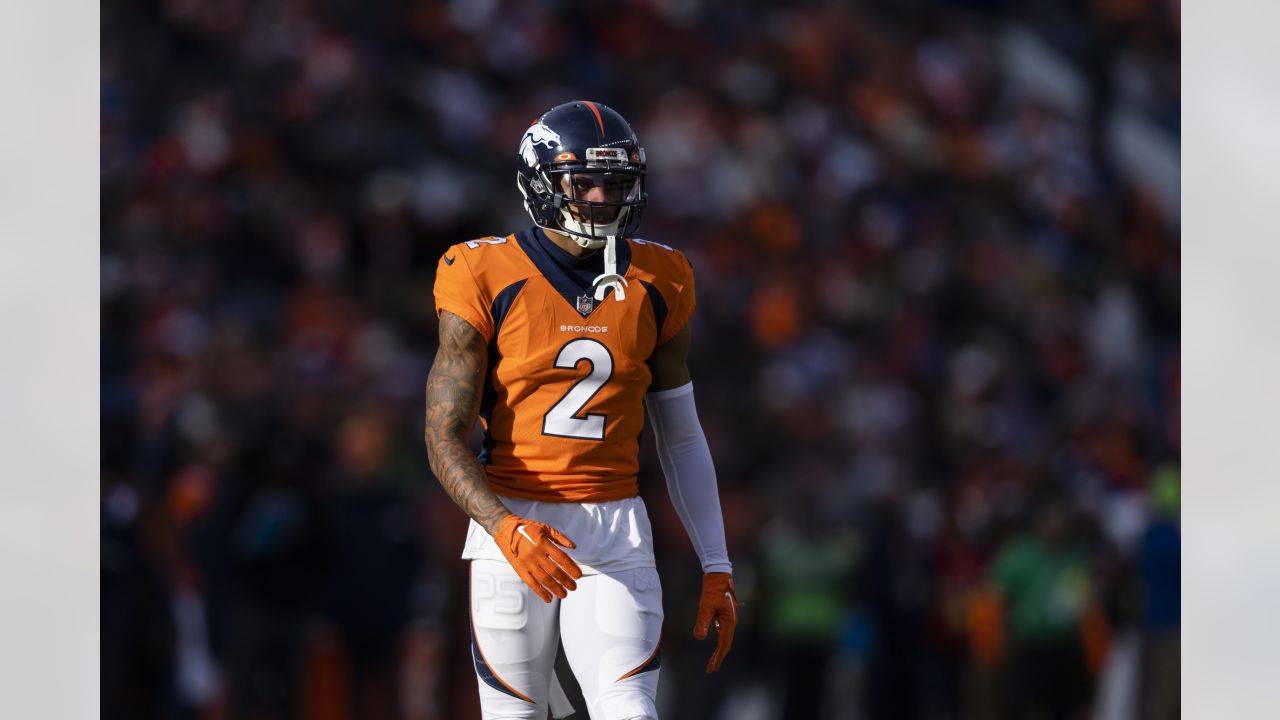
[693,572,739,673]
[494,514,583,603]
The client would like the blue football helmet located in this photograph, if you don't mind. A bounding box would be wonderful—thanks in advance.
[516,101,647,249]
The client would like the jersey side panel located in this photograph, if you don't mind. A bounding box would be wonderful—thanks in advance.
[627,239,696,345]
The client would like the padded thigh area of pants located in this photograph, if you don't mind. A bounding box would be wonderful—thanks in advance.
[470,560,560,717]
[559,567,664,719]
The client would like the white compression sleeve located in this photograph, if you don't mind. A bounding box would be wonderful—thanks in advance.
[644,382,732,574]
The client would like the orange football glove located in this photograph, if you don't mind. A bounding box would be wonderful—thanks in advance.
[494,514,583,603]
[693,572,739,673]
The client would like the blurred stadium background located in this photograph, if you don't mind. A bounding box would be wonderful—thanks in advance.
[100,0,1179,718]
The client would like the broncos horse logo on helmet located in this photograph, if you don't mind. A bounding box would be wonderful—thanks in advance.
[519,122,563,169]
[516,101,647,250]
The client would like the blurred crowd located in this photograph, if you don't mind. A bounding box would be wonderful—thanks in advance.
[101,0,1180,718]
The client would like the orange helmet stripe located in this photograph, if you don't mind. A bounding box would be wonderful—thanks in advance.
[582,100,606,136]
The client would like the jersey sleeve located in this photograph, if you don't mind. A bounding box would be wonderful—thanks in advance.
[433,247,494,341]
[658,251,696,345]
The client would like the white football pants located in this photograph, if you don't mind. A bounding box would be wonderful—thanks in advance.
[469,559,664,720]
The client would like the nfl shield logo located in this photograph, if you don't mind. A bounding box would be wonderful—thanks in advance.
[575,294,594,315]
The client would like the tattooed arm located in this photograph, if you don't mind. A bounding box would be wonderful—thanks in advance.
[424,310,511,535]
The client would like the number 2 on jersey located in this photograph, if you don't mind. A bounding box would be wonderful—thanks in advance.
[542,338,613,440]
[463,237,506,248]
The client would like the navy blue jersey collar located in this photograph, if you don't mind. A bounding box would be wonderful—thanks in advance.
[515,227,631,316]
[534,226,602,268]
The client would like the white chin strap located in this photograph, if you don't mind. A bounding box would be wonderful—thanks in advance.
[569,231,607,250]
[592,234,628,301]
[561,207,623,250]
[558,207,628,301]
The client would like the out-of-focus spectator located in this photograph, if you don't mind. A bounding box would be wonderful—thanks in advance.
[220,434,332,719]
[988,499,1095,720]
[758,496,857,720]
[1139,466,1179,720]
[323,410,424,720]
[102,476,177,720]
[861,490,941,720]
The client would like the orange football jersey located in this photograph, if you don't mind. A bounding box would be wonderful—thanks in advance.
[433,228,695,502]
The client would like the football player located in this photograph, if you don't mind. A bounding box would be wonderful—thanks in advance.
[425,100,738,720]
